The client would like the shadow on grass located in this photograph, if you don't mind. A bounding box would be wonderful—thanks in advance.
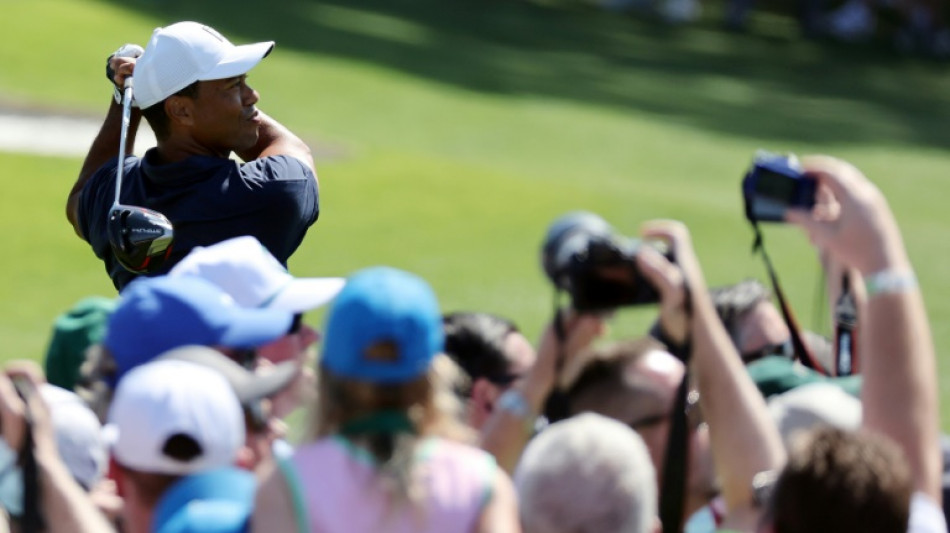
[106,0,950,149]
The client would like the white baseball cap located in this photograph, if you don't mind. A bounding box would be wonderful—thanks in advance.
[106,360,244,475]
[169,236,345,313]
[40,384,107,490]
[133,21,275,109]
[767,382,862,447]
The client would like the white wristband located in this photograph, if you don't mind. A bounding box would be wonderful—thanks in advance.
[497,389,532,419]
[864,269,917,297]
[497,389,536,435]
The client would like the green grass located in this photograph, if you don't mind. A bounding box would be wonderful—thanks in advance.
[2,0,950,424]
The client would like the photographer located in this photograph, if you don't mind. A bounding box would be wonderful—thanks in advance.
[482,211,786,531]
[0,361,114,533]
[478,311,605,474]
[762,156,945,533]
[636,220,787,531]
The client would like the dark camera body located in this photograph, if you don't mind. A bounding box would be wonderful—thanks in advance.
[742,152,817,223]
[542,212,668,312]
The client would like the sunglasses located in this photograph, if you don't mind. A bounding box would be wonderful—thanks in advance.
[741,339,793,364]
[288,313,304,335]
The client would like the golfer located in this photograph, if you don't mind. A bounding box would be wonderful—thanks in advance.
[67,21,319,290]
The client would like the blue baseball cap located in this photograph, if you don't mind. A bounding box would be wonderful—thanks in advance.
[321,267,443,384]
[105,276,293,381]
[152,467,255,533]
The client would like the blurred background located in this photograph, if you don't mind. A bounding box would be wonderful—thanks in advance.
[1,0,949,423]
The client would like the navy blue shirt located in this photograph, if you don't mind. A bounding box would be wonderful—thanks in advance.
[78,149,319,290]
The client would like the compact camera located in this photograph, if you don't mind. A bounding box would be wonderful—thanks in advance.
[541,211,666,312]
[742,151,817,223]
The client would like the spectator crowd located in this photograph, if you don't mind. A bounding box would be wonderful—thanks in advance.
[593,0,949,59]
[0,18,944,533]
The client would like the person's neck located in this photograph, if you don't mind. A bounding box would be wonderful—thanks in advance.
[683,491,710,523]
[154,138,229,164]
[121,495,153,533]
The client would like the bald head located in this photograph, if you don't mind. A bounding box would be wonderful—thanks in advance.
[567,338,682,424]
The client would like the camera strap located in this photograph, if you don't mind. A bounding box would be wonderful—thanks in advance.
[659,369,692,533]
[19,392,45,532]
[750,223,827,375]
[833,272,859,376]
[656,287,693,533]
[542,298,573,424]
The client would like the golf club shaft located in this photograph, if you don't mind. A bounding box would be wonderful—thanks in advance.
[113,79,133,207]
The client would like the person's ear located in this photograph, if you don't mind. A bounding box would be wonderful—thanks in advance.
[234,444,256,471]
[165,95,195,127]
[652,516,662,533]
[470,378,498,412]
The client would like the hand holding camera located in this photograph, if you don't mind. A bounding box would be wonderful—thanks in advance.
[637,220,699,349]
[541,211,671,313]
[0,362,55,458]
[784,156,909,276]
[742,151,817,223]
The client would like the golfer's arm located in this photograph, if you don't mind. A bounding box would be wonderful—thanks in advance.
[236,111,315,175]
[691,289,786,528]
[66,100,141,238]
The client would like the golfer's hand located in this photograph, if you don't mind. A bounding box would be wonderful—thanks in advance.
[106,44,144,92]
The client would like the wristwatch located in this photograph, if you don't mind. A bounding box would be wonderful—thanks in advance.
[752,470,778,507]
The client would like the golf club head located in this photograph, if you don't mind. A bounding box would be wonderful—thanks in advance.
[107,205,174,274]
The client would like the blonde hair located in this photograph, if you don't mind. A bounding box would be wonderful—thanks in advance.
[308,351,473,505]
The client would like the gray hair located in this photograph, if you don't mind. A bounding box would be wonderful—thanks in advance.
[515,413,657,533]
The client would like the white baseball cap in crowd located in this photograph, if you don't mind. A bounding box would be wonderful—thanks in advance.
[133,21,275,109]
[106,360,244,475]
[169,236,345,313]
[40,384,107,490]
[0,385,109,515]
[767,382,862,447]
[156,345,297,405]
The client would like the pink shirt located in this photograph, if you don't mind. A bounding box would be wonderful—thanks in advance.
[279,436,496,533]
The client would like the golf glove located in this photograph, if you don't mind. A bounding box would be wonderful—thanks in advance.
[106,44,144,105]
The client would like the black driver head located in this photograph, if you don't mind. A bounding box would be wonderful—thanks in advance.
[107,205,174,274]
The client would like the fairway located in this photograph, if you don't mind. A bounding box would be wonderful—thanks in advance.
[2,0,950,425]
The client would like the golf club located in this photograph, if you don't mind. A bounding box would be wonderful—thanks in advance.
[107,78,174,274]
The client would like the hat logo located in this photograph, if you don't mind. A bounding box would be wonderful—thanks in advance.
[364,341,399,363]
[200,25,226,43]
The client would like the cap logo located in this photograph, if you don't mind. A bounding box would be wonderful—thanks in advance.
[200,25,226,43]
[364,341,399,363]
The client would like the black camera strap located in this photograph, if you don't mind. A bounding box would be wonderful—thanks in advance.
[18,386,46,533]
[543,297,572,424]
[656,284,693,533]
[660,371,691,533]
[750,223,826,375]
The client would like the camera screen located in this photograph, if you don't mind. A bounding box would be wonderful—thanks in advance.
[754,169,799,201]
